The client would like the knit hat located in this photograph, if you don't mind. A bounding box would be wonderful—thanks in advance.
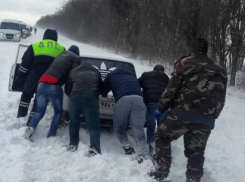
[189,38,208,54]
[43,29,58,42]
[68,45,80,56]
[153,64,165,72]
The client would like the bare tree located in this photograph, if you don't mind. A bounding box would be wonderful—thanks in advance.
[229,0,245,86]
[36,0,245,85]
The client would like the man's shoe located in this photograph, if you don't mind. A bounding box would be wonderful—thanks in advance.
[186,171,202,182]
[86,147,101,157]
[17,112,27,118]
[58,119,69,129]
[67,144,78,152]
[137,155,146,164]
[123,145,135,155]
[17,114,23,118]
[24,127,34,141]
[186,179,200,182]
[47,133,56,138]
[58,111,69,129]
[148,171,170,182]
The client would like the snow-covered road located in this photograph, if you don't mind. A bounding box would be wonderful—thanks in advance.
[0,29,244,182]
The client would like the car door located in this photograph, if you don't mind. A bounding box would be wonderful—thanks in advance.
[9,44,28,92]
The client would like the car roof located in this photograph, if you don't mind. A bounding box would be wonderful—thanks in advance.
[1,19,21,24]
[19,21,26,25]
[79,52,133,64]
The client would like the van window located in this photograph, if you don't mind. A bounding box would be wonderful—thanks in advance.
[80,57,136,79]
[20,24,26,30]
[0,22,19,30]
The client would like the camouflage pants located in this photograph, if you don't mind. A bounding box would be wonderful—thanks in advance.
[154,111,211,180]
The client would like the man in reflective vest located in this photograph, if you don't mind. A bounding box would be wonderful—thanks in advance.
[14,29,65,125]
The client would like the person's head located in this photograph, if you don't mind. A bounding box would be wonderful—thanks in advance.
[43,29,58,41]
[153,64,165,73]
[68,45,80,56]
[189,37,208,55]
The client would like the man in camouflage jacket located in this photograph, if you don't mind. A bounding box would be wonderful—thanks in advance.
[149,38,227,182]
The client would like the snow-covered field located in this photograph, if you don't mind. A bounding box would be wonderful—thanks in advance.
[0,29,244,182]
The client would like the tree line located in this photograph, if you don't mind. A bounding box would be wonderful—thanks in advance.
[36,0,245,86]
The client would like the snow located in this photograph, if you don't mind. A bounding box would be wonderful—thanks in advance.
[0,29,244,182]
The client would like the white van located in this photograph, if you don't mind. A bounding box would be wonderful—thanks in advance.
[0,19,21,42]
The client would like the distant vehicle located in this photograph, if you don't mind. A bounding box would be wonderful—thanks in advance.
[19,21,27,38]
[0,19,21,42]
[26,25,32,37]
[19,22,32,38]
[9,44,136,127]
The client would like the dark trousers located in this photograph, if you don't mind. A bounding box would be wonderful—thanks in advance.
[69,94,100,152]
[154,111,211,181]
[18,87,36,119]
[28,83,63,136]
[17,70,43,124]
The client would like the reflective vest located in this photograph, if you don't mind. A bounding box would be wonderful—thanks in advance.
[32,39,64,57]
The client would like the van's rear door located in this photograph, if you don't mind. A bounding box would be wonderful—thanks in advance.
[9,44,28,92]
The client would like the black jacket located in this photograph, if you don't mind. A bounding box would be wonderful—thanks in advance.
[138,71,169,103]
[14,29,65,92]
[65,62,103,97]
[42,51,81,85]
[101,68,143,102]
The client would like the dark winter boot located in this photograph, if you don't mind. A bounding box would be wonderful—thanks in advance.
[148,171,170,182]
[17,105,28,118]
[87,146,101,157]
[186,179,200,182]
[186,171,202,182]
[58,110,70,129]
[47,133,56,138]
[67,144,78,152]
[137,155,147,164]
[123,146,135,155]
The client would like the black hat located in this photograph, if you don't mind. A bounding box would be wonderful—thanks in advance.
[68,45,80,56]
[190,38,208,54]
[43,29,58,42]
[153,64,165,72]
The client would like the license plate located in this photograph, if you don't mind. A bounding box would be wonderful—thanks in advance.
[99,101,114,109]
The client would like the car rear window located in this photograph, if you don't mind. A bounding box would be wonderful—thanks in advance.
[80,57,136,79]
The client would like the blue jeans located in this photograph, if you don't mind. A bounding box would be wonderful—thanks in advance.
[28,83,63,136]
[146,103,166,144]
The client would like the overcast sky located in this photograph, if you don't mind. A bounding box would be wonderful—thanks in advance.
[0,0,67,26]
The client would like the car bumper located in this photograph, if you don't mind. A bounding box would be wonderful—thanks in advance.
[0,35,20,41]
[79,115,113,127]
